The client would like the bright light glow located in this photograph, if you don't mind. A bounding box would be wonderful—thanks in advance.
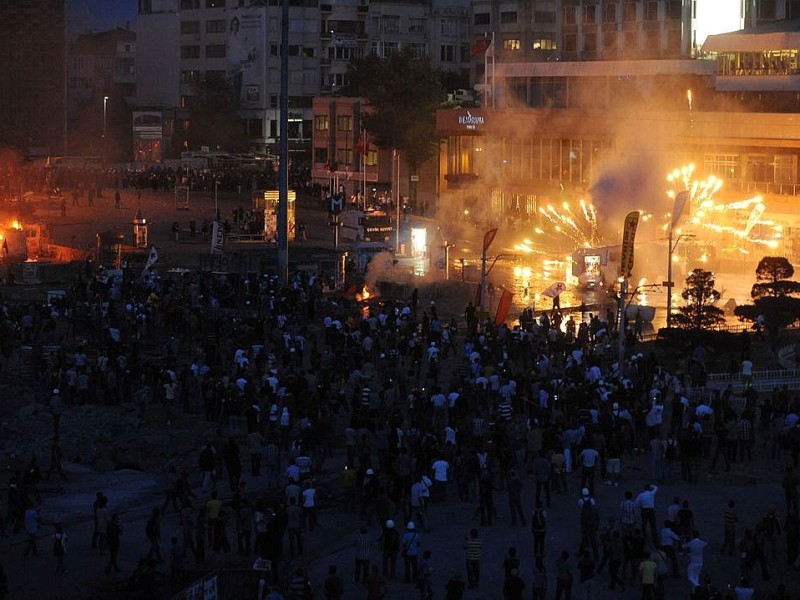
[695,0,743,49]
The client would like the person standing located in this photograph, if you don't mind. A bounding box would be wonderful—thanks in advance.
[634,483,659,545]
[579,445,600,496]
[52,523,67,575]
[721,500,738,556]
[531,501,548,557]
[286,497,303,558]
[507,470,526,526]
[354,526,372,585]
[683,530,708,590]
[445,572,466,600]
[418,550,433,600]
[301,480,318,532]
[533,451,552,508]
[503,568,526,600]
[463,528,482,589]
[402,521,421,584]
[105,513,123,575]
[324,564,345,600]
[658,520,680,578]
[531,556,548,600]
[379,519,399,579]
[366,564,388,600]
[554,550,573,600]
[91,491,108,550]
[578,488,600,560]
[22,504,40,557]
[146,508,162,561]
[638,552,657,600]
[577,550,595,600]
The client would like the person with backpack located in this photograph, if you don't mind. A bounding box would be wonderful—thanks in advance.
[531,501,547,557]
[578,488,600,560]
[401,521,421,584]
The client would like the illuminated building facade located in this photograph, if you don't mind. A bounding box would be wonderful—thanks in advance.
[436,0,800,265]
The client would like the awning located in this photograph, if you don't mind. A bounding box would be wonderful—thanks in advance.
[702,31,800,53]
[496,59,714,79]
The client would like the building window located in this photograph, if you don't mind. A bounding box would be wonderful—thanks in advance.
[409,43,428,59]
[474,13,490,25]
[315,115,329,131]
[181,21,200,34]
[584,32,597,53]
[328,73,348,87]
[532,38,556,51]
[440,44,457,62]
[667,1,682,19]
[758,0,776,19]
[246,119,263,137]
[624,2,637,22]
[336,148,353,166]
[604,3,617,22]
[206,0,225,7]
[440,19,457,35]
[181,70,201,83]
[383,16,400,33]
[563,34,577,53]
[643,30,659,52]
[205,45,226,58]
[534,10,555,23]
[704,154,739,180]
[504,39,520,51]
[583,5,597,24]
[181,45,201,59]
[563,6,577,25]
[500,11,517,24]
[644,1,658,21]
[206,19,225,33]
[603,31,617,50]
[365,149,378,166]
[330,46,355,60]
[410,18,426,34]
[181,0,199,8]
[336,115,353,132]
[314,148,328,164]
[624,31,638,51]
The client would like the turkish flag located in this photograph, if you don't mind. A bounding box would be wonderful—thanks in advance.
[494,288,514,325]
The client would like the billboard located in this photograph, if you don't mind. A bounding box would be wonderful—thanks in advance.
[226,7,266,109]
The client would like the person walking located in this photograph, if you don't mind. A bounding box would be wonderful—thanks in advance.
[105,513,123,575]
[506,470,526,526]
[379,519,399,579]
[531,555,548,600]
[579,445,600,496]
[353,526,372,585]
[366,564,388,600]
[22,504,40,557]
[146,508,162,561]
[418,550,434,600]
[323,564,344,600]
[658,520,680,578]
[634,483,659,545]
[577,550,595,600]
[683,530,708,590]
[554,550,574,600]
[638,552,657,600]
[52,523,67,575]
[463,528,482,588]
[534,451,552,508]
[607,530,625,592]
[401,521,421,584]
[531,501,548,557]
[578,488,600,560]
[721,500,738,556]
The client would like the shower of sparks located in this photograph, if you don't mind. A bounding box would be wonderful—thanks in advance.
[534,199,601,248]
[665,164,781,252]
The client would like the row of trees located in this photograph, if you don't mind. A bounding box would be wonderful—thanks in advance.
[674,257,800,334]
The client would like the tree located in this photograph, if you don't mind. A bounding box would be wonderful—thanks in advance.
[750,256,800,299]
[735,256,800,332]
[345,48,445,179]
[672,268,725,331]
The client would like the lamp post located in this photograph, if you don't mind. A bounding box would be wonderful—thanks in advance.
[103,95,109,160]
[393,149,400,254]
[666,232,695,328]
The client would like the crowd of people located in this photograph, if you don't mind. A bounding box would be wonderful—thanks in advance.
[1,242,800,599]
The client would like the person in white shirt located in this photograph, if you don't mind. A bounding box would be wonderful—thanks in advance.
[634,484,659,544]
[431,457,449,503]
[579,446,600,495]
[682,532,708,590]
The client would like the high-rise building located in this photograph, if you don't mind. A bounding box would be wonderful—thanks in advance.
[0,0,67,155]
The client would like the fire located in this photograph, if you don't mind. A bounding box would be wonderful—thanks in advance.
[356,285,373,302]
[11,220,21,230]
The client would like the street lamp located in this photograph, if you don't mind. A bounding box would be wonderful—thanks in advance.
[103,96,109,160]
[393,149,400,254]
[666,231,695,328]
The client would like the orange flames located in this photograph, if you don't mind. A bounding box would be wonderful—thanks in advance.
[355,285,373,302]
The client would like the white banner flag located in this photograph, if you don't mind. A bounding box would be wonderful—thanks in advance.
[144,246,158,271]
[211,220,224,255]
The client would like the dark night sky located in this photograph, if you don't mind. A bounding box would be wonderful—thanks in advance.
[67,0,137,38]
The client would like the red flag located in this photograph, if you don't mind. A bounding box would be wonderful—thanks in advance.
[471,38,490,57]
[355,136,371,155]
[494,288,513,325]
